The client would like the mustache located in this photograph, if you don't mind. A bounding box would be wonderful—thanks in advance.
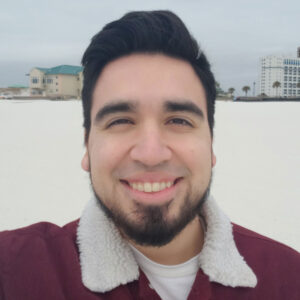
[112,162,190,178]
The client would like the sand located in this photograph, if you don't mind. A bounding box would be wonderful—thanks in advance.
[0,99,299,251]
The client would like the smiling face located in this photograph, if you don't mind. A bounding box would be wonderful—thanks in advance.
[82,54,216,246]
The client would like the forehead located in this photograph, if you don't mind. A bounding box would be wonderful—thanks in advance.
[91,53,207,115]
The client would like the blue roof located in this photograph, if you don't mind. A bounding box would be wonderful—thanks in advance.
[36,65,83,75]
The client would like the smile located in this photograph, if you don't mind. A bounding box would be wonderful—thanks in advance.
[129,181,173,193]
[120,178,182,193]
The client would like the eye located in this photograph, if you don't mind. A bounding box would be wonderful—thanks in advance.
[167,118,193,127]
[107,118,133,128]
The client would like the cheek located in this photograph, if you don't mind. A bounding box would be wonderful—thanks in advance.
[176,139,212,175]
[89,136,129,177]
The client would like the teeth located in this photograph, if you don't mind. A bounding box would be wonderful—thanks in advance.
[144,183,152,192]
[160,182,166,190]
[137,183,144,192]
[129,181,174,193]
[152,182,160,192]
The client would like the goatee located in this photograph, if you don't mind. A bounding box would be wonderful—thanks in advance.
[91,179,211,247]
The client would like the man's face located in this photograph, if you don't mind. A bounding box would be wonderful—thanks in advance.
[82,54,216,246]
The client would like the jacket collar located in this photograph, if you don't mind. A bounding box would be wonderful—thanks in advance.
[77,196,257,293]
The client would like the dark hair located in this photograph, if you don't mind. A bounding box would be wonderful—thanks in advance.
[81,10,216,142]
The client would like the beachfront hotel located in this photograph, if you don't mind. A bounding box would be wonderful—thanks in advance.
[29,65,83,99]
[259,48,300,97]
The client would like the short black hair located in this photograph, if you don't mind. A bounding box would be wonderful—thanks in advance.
[81,10,216,143]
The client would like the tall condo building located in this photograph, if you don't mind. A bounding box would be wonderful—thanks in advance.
[259,48,300,97]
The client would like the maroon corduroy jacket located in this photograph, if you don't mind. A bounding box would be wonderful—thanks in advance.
[0,220,299,300]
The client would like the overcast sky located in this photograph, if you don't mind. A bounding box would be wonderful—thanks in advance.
[1,0,299,95]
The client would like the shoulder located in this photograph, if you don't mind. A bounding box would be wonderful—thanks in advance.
[232,223,299,258]
[0,220,84,299]
[0,220,135,299]
[232,223,300,297]
[0,220,79,246]
[0,220,79,268]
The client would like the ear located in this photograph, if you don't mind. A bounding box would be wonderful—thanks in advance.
[81,150,90,172]
[211,150,216,168]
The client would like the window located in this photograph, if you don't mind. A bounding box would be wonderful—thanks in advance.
[47,78,53,84]
[32,77,38,84]
[284,83,287,88]
[284,89,287,94]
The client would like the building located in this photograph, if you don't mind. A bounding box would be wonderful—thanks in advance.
[29,65,83,98]
[259,48,300,97]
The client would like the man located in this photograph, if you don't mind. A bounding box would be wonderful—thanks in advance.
[0,10,299,300]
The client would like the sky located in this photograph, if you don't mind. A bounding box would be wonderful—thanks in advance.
[0,0,299,95]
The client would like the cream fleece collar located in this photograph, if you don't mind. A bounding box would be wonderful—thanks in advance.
[77,196,257,293]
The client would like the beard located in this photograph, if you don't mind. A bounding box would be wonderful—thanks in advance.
[91,175,212,247]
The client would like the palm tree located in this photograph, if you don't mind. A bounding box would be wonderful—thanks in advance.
[228,87,235,96]
[242,86,250,96]
[215,81,224,96]
[272,81,281,97]
[258,93,267,97]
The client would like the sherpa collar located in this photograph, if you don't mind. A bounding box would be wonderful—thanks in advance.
[77,196,257,293]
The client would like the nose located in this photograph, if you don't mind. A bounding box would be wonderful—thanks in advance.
[130,124,172,167]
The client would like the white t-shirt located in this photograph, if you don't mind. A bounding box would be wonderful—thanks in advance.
[130,245,200,300]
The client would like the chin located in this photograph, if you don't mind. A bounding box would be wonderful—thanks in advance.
[92,181,211,247]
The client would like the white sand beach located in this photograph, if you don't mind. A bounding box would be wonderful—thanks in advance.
[0,100,299,251]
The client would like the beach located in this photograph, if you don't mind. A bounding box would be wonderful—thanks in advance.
[0,100,299,251]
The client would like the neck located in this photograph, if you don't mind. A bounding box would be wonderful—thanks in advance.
[129,217,204,265]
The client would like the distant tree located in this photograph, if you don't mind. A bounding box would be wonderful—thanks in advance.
[272,81,281,97]
[258,93,267,97]
[242,86,250,96]
[228,87,235,95]
[215,81,224,96]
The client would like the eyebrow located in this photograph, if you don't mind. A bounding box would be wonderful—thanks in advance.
[94,101,136,124]
[164,100,204,119]
[93,99,204,124]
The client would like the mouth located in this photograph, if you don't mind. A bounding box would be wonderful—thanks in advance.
[120,178,183,193]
